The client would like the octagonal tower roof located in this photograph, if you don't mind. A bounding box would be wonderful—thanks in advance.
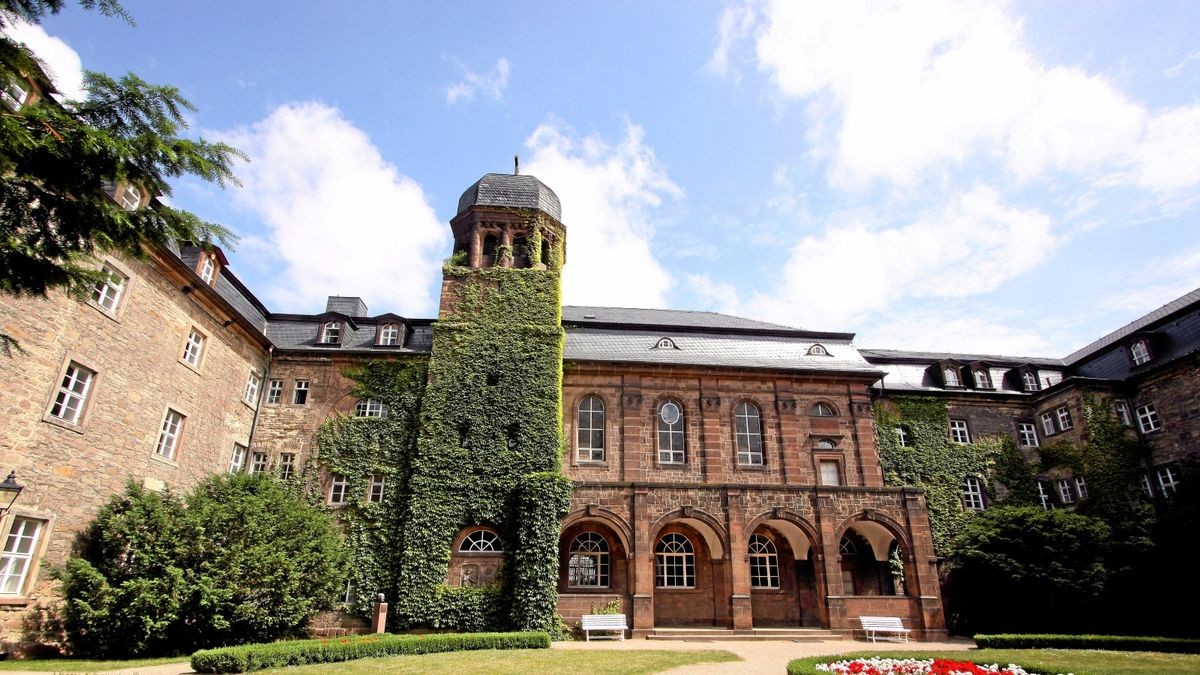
[456,172,562,222]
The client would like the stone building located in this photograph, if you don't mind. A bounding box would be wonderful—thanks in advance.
[1,168,1196,647]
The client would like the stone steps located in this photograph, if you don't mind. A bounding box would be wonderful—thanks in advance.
[647,627,839,641]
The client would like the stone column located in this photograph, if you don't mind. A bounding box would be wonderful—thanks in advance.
[726,488,753,630]
[631,489,654,637]
[902,489,948,639]
[814,492,846,632]
[468,222,481,268]
[774,380,805,485]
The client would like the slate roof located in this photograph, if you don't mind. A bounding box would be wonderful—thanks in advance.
[457,173,562,221]
[563,306,821,334]
[564,327,878,374]
[266,318,433,354]
[1065,286,1200,365]
[860,348,1065,367]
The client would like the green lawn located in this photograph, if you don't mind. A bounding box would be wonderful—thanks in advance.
[791,649,1200,675]
[256,648,741,674]
[0,655,187,671]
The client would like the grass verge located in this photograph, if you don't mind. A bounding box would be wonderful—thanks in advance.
[0,655,187,671]
[256,647,742,674]
[788,649,1200,675]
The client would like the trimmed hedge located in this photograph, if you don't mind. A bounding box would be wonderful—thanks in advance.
[974,633,1200,653]
[190,631,550,673]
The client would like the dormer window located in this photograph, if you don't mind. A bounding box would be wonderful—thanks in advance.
[654,337,677,350]
[1130,339,1151,366]
[198,255,217,285]
[973,369,992,389]
[119,184,141,211]
[1021,370,1039,392]
[807,344,828,356]
[943,367,961,387]
[321,322,341,344]
[378,324,400,346]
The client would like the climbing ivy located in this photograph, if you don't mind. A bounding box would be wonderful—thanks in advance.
[874,397,1005,553]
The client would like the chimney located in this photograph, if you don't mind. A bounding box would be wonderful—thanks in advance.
[325,296,368,317]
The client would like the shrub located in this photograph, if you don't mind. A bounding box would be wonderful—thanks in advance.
[973,634,1200,653]
[59,475,348,657]
[190,631,550,673]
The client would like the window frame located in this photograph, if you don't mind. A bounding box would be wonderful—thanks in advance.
[973,368,992,389]
[89,262,130,317]
[1041,412,1056,436]
[459,529,502,552]
[961,476,986,512]
[320,321,342,345]
[656,400,686,465]
[228,444,247,474]
[576,396,606,463]
[567,531,610,588]
[243,370,261,407]
[810,402,837,417]
[377,323,400,346]
[1056,405,1073,431]
[354,399,387,418]
[198,255,217,285]
[278,453,297,480]
[1074,476,1088,500]
[45,359,97,430]
[1157,466,1180,496]
[1017,422,1039,448]
[1129,339,1152,366]
[153,408,186,462]
[733,401,764,466]
[1057,478,1075,504]
[328,474,350,505]
[1037,481,1054,510]
[895,427,909,447]
[1,78,29,110]
[0,512,52,599]
[266,379,283,405]
[292,380,310,405]
[368,474,386,503]
[655,532,695,589]
[1021,369,1040,392]
[748,533,780,589]
[949,419,971,444]
[943,367,961,388]
[1113,401,1132,427]
[119,184,141,211]
[817,458,842,486]
[248,451,268,475]
[180,327,207,370]
[1136,403,1162,433]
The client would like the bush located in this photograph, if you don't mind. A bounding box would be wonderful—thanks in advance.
[974,634,1200,653]
[190,631,550,673]
[59,475,348,657]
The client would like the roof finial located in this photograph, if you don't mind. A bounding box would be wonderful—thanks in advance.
[514,154,519,175]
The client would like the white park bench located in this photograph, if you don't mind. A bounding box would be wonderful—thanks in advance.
[859,615,912,643]
[581,613,628,641]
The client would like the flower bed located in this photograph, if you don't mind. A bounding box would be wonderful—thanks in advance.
[812,658,1037,675]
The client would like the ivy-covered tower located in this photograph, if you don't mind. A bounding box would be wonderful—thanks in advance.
[395,171,571,632]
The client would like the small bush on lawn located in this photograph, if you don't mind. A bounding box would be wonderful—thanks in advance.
[190,631,550,673]
[974,633,1200,653]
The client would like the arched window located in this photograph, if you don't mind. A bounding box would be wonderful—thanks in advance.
[807,344,828,356]
[734,402,763,465]
[839,535,857,556]
[810,402,836,417]
[654,337,677,349]
[482,234,498,267]
[513,234,530,268]
[577,396,605,462]
[568,532,610,588]
[815,438,837,449]
[655,533,694,588]
[748,534,779,588]
[657,400,685,464]
[459,529,502,552]
[321,321,341,344]
[378,324,400,346]
[943,367,960,387]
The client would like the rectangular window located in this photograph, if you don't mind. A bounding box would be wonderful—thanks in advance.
[1041,412,1056,436]
[228,444,246,473]
[818,460,841,486]
[949,419,971,444]
[1022,370,1039,392]
[1141,473,1154,498]
[1136,403,1162,433]
[961,476,985,512]
[1113,401,1132,427]
[1,78,29,110]
[278,453,296,480]
[249,451,268,475]
[341,579,356,606]
[293,380,309,405]
[378,324,399,346]
[1056,406,1073,431]
[266,379,283,405]
[91,265,127,313]
[0,517,44,595]
[368,474,385,503]
[49,362,95,425]
[1037,481,1054,510]
[1074,476,1088,500]
[895,427,909,447]
[182,329,205,368]
[1157,466,1180,496]
[1017,422,1039,448]
[1058,478,1075,504]
[243,371,261,406]
[154,409,185,460]
[199,256,216,284]
[119,184,141,211]
[354,399,387,417]
[329,474,349,504]
[1130,340,1151,366]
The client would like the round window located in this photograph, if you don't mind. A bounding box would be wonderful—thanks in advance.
[660,402,681,425]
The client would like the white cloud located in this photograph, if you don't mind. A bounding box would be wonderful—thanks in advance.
[719,0,1198,192]
[687,273,740,315]
[857,309,1056,355]
[446,57,510,105]
[1130,105,1200,192]
[706,4,757,79]
[522,119,680,307]
[1164,50,1200,78]
[1104,243,1200,315]
[2,18,86,100]
[219,102,447,315]
[746,186,1056,328]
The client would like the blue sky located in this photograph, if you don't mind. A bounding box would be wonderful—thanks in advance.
[9,1,1200,357]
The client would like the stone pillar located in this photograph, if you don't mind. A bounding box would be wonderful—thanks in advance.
[814,492,846,631]
[726,488,753,630]
[851,393,884,487]
[774,380,805,485]
[699,378,726,483]
[371,593,388,634]
[621,376,644,483]
[902,489,948,639]
[631,489,654,637]
[499,226,513,268]
[468,222,481,268]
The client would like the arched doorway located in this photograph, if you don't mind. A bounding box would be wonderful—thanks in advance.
[653,521,723,627]
[839,520,907,597]
[747,519,822,627]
